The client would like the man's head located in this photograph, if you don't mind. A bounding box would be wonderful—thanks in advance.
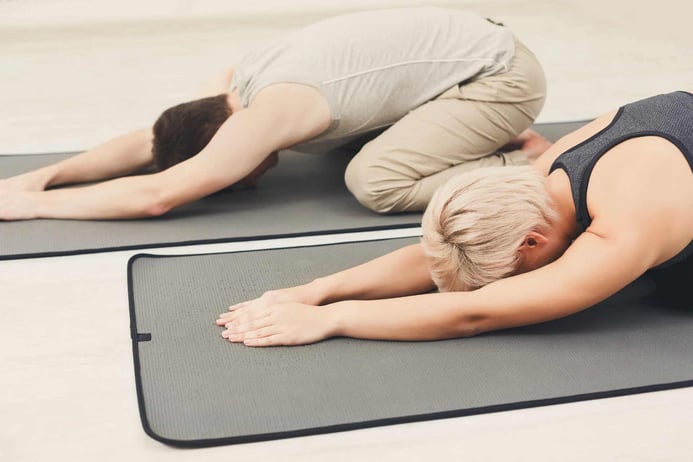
[421,166,560,292]
[152,94,232,171]
[235,151,279,189]
[151,94,278,187]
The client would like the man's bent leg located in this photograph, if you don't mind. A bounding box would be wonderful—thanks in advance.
[344,37,546,213]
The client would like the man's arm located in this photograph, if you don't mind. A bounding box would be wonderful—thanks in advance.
[222,226,655,346]
[2,67,234,193]
[1,84,330,220]
[0,128,153,191]
[197,67,235,98]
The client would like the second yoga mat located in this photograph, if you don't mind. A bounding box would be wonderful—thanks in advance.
[0,121,586,260]
[0,149,419,260]
[128,236,693,447]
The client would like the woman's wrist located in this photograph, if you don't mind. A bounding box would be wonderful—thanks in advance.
[323,300,353,337]
[305,275,339,305]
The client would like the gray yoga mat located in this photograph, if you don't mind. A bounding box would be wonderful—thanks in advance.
[0,149,419,260]
[128,236,693,447]
[0,121,586,260]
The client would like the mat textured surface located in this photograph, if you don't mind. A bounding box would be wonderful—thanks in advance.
[128,237,693,447]
[0,121,585,260]
[0,150,419,260]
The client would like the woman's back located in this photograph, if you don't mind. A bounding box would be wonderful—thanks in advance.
[535,92,693,269]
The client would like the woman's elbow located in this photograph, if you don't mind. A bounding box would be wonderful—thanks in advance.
[451,312,488,338]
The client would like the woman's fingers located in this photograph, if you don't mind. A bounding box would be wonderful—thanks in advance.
[216,300,259,325]
[222,320,277,342]
[243,334,285,347]
[223,313,272,333]
[227,300,251,312]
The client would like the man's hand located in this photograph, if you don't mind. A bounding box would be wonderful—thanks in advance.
[0,172,49,192]
[0,189,38,220]
[216,300,337,347]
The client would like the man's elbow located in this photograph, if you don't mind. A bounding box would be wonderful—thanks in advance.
[145,200,172,217]
[142,187,175,217]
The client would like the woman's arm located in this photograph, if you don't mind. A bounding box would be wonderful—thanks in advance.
[332,229,655,341]
[221,225,656,346]
[217,242,435,321]
[314,242,436,302]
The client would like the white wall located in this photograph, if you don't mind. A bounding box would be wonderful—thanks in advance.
[1,0,691,152]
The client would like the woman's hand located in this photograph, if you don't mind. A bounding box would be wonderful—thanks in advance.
[221,283,325,316]
[213,243,438,347]
[215,283,335,346]
[216,301,337,347]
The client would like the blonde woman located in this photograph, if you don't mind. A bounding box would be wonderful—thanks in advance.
[217,91,693,347]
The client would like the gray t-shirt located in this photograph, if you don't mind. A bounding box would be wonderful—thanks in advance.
[231,7,515,152]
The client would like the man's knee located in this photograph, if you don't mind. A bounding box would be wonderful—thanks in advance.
[344,155,385,212]
[344,154,410,214]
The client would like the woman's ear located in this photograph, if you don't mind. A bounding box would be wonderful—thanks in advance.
[516,230,551,274]
[519,230,549,251]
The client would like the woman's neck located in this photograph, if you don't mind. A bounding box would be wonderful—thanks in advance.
[546,170,580,241]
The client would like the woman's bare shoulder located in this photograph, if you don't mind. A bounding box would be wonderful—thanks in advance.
[534,110,620,174]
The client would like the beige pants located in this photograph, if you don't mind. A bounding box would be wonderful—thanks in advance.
[344,37,547,213]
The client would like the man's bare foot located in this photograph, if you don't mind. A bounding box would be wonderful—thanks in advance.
[503,129,552,162]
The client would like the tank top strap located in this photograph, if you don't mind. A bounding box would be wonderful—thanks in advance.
[549,91,693,233]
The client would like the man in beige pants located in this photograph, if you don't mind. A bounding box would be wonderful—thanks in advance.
[345,38,546,213]
[0,8,547,220]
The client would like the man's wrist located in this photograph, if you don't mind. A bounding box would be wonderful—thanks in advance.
[27,190,45,219]
[28,166,56,190]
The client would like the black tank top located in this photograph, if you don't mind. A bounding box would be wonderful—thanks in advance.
[550,91,693,268]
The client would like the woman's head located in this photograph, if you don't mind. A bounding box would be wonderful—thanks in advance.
[421,165,559,292]
[151,94,232,171]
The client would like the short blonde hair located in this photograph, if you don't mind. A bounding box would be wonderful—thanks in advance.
[421,166,557,292]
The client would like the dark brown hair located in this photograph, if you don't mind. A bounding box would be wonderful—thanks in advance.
[152,94,232,170]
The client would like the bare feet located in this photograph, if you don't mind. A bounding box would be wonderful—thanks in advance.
[503,129,553,162]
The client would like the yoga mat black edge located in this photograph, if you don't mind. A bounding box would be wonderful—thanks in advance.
[1,222,420,262]
[126,240,693,448]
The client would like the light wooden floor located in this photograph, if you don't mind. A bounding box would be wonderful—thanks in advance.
[1,1,692,461]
